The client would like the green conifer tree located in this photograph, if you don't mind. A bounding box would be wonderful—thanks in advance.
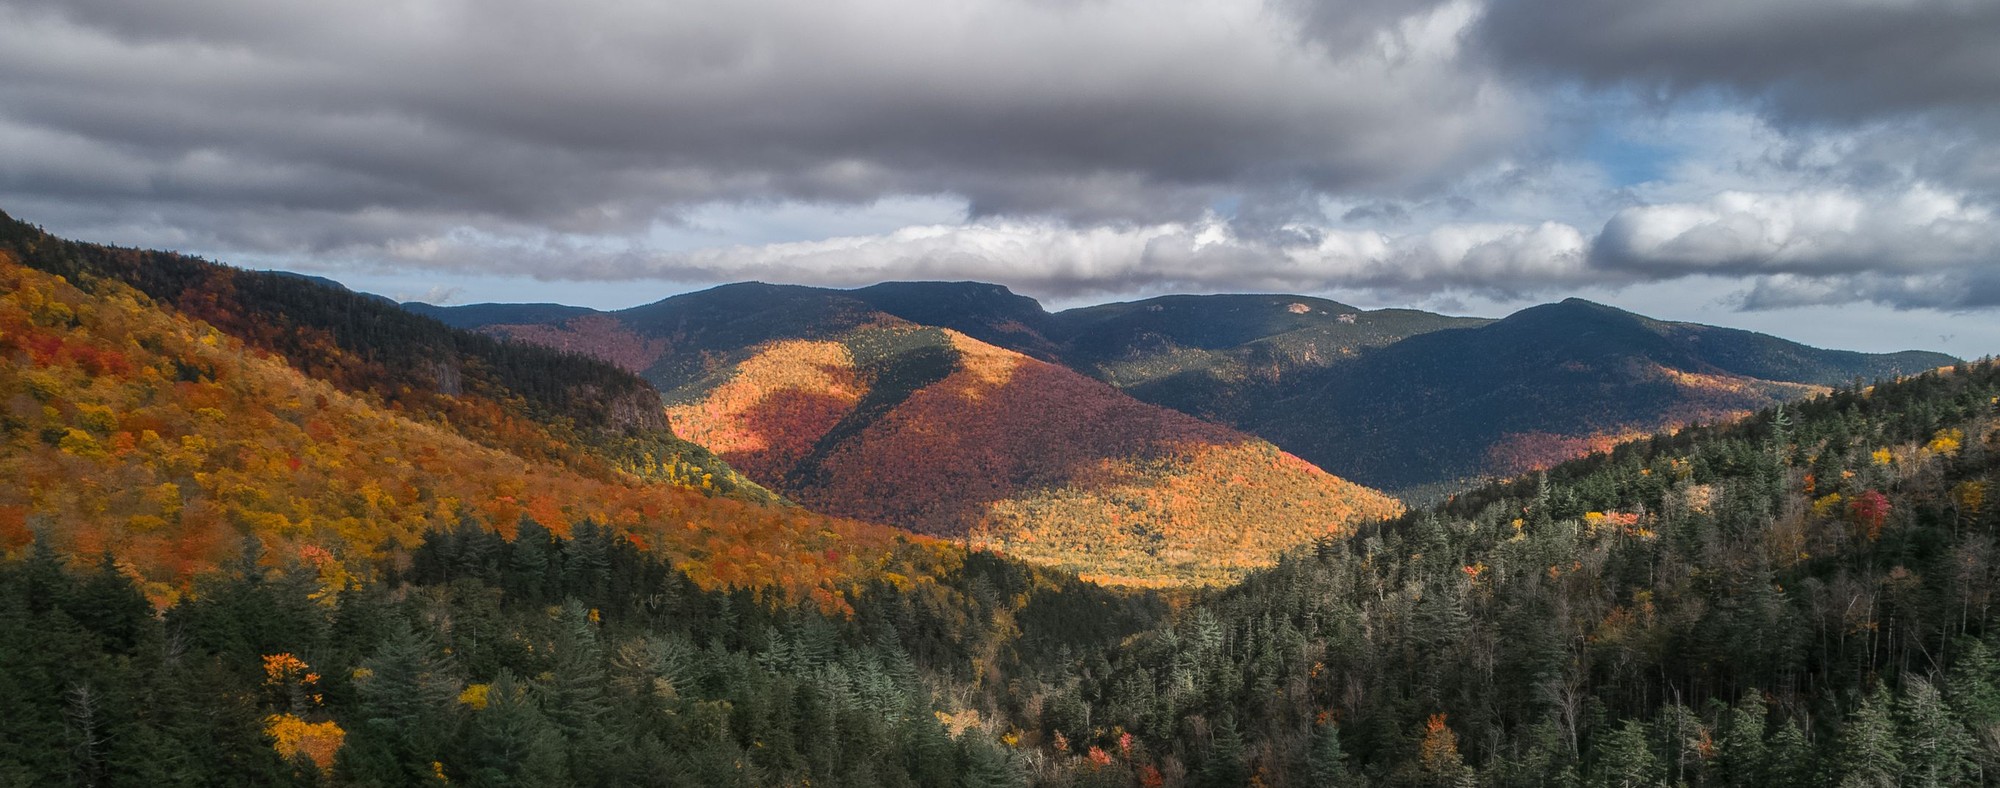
[1897,676,1976,787]
[1716,695,1768,787]
[1834,686,1902,788]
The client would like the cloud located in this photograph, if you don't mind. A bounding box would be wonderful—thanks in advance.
[1,0,1994,324]
[1593,184,1999,276]
[360,215,1596,302]
[1738,271,2000,312]
[0,0,1522,251]
[1477,0,2000,123]
[1476,0,2000,196]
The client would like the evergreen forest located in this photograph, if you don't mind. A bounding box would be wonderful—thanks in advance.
[8,344,2000,784]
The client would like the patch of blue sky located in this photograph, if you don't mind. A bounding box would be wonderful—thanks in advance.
[1585,124,1677,188]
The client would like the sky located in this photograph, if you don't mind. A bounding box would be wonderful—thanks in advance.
[2,0,1997,358]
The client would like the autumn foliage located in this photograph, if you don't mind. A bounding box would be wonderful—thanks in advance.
[665,327,1402,585]
[0,256,941,604]
[667,339,864,480]
[264,713,345,773]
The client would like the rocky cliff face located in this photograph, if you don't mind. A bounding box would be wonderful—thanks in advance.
[600,385,672,434]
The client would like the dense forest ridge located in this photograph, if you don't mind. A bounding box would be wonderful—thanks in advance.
[0,209,772,502]
[6,317,1995,784]
[0,212,1401,589]
[1087,356,2000,786]
[428,287,1405,587]
[0,214,973,607]
[414,281,1954,496]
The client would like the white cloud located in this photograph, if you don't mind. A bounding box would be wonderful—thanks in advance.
[1,0,1995,329]
[340,215,1595,303]
[1594,184,1999,276]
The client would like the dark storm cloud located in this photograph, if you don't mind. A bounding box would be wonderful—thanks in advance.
[0,0,1523,255]
[1475,0,2000,197]
[1476,0,2000,124]
[0,0,1997,318]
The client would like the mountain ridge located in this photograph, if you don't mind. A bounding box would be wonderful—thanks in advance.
[414,281,1957,494]
[413,283,1406,585]
[0,249,946,605]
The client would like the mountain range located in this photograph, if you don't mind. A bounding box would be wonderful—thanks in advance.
[419,283,1402,586]
[0,205,1957,593]
[8,208,2000,786]
[0,211,944,604]
[414,281,1955,499]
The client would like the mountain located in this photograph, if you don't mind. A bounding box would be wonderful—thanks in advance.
[1044,293,1490,425]
[996,359,2000,786]
[0,212,779,502]
[419,286,1403,586]
[0,213,953,603]
[1231,297,1956,493]
[424,282,1954,498]
[894,288,1950,493]
[845,280,1069,360]
[15,279,1997,786]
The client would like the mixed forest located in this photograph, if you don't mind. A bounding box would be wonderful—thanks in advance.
[6,212,2000,785]
[420,283,1952,498]
[0,212,948,604]
[430,285,1400,587]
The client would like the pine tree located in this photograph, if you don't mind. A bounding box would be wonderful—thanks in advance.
[339,619,460,785]
[539,600,611,780]
[957,734,1021,788]
[903,715,957,788]
[19,531,75,614]
[1197,716,1250,788]
[1589,719,1659,788]
[69,552,150,653]
[459,671,568,787]
[562,521,612,603]
[1946,638,2000,772]
[1309,719,1352,787]
[1897,675,1976,787]
[1716,695,1768,787]
[1764,718,1814,788]
[507,517,555,603]
[1834,685,1901,788]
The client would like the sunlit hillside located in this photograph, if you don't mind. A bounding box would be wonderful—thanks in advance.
[664,325,1403,586]
[0,255,941,607]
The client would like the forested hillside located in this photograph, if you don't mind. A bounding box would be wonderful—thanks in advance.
[0,515,1159,786]
[1052,295,1954,495]
[420,283,1953,499]
[8,319,1995,784]
[423,288,1402,587]
[734,285,1950,494]
[0,237,947,605]
[0,211,767,501]
[1022,359,2000,786]
[687,326,1400,586]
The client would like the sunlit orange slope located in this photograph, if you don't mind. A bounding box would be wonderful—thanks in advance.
[0,256,938,607]
[665,325,1402,586]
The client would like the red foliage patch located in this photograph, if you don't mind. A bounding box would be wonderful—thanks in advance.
[1849,489,1892,540]
[0,505,29,552]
